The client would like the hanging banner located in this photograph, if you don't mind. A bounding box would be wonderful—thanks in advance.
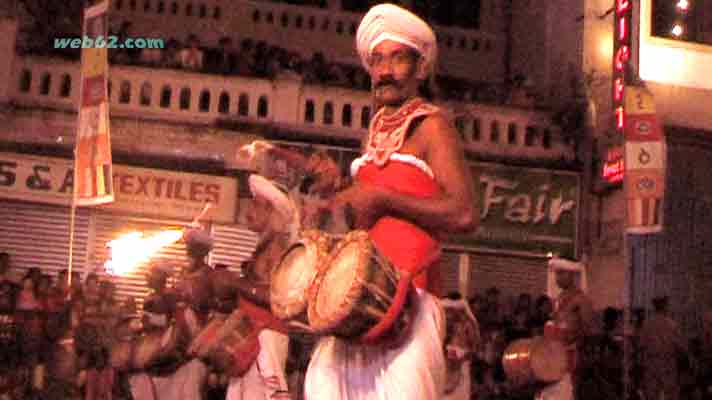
[624,86,666,234]
[75,0,114,206]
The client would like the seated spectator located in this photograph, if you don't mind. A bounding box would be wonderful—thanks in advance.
[160,38,180,69]
[178,34,204,71]
[140,43,163,66]
[215,36,237,74]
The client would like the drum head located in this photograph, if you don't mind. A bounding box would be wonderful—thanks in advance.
[530,337,567,382]
[308,231,371,333]
[270,231,329,320]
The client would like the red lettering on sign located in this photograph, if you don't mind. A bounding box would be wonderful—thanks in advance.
[189,182,204,202]
[205,184,220,204]
[119,174,134,194]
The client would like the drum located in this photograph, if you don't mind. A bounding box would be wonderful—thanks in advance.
[131,324,183,371]
[270,230,331,330]
[307,230,412,339]
[502,336,568,385]
[188,309,259,376]
[109,318,143,371]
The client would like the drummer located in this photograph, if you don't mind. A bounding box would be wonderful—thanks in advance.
[542,258,595,400]
[302,3,478,399]
[224,174,295,400]
[128,230,212,400]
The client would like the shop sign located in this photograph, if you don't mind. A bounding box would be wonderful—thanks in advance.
[0,152,237,223]
[450,163,580,258]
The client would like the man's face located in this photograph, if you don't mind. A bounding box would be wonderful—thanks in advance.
[246,196,273,233]
[555,270,576,290]
[368,40,423,107]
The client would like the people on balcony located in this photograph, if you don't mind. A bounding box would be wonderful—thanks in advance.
[178,34,205,71]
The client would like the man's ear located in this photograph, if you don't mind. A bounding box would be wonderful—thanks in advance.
[415,57,429,80]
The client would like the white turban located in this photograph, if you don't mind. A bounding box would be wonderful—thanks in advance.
[356,3,437,75]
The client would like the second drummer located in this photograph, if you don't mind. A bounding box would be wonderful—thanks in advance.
[223,174,297,400]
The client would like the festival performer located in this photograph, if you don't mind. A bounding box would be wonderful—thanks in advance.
[303,4,478,399]
[441,293,480,400]
[540,258,595,400]
[128,230,212,400]
[223,175,295,400]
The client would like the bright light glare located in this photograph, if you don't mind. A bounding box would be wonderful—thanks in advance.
[671,24,684,37]
[676,0,690,11]
[104,230,183,276]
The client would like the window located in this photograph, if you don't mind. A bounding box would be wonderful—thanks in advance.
[258,96,269,117]
[525,126,537,146]
[199,4,207,18]
[186,3,193,16]
[336,21,344,34]
[130,0,136,10]
[266,12,274,23]
[361,106,371,128]
[119,81,131,103]
[308,16,315,30]
[342,104,352,127]
[19,69,31,92]
[199,90,210,112]
[507,123,517,144]
[116,0,123,10]
[281,13,289,27]
[455,118,466,140]
[295,15,303,28]
[322,18,330,31]
[323,102,334,124]
[490,121,500,143]
[253,10,261,23]
[144,0,151,12]
[160,85,172,108]
[213,6,220,19]
[140,82,152,106]
[39,73,51,95]
[472,39,480,51]
[179,87,191,110]
[305,100,315,123]
[472,118,481,141]
[157,1,164,13]
[542,129,552,148]
[60,75,72,98]
[171,1,178,14]
[218,92,230,114]
[238,94,249,116]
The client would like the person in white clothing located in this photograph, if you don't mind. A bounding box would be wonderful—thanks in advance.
[303,3,478,400]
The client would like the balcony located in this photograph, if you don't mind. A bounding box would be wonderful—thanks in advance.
[8,55,574,163]
[109,0,506,82]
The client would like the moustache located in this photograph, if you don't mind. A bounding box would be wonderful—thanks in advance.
[375,78,401,89]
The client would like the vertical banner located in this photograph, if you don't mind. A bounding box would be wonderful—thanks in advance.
[624,87,666,233]
[75,0,114,206]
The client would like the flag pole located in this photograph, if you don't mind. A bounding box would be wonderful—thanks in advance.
[68,0,89,291]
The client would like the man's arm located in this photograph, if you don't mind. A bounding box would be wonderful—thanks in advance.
[376,114,478,233]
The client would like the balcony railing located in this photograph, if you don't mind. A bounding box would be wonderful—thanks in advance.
[109,0,506,82]
[9,55,573,162]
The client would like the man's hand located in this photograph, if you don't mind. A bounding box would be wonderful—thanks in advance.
[332,183,386,229]
[305,152,342,195]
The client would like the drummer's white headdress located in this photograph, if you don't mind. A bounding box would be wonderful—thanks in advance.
[356,3,438,76]
[248,174,301,239]
[547,256,588,297]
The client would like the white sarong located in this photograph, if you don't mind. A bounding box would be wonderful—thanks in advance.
[304,289,446,400]
[536,373,574,400]
[226,329,290,400]
[129,359,208,400]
